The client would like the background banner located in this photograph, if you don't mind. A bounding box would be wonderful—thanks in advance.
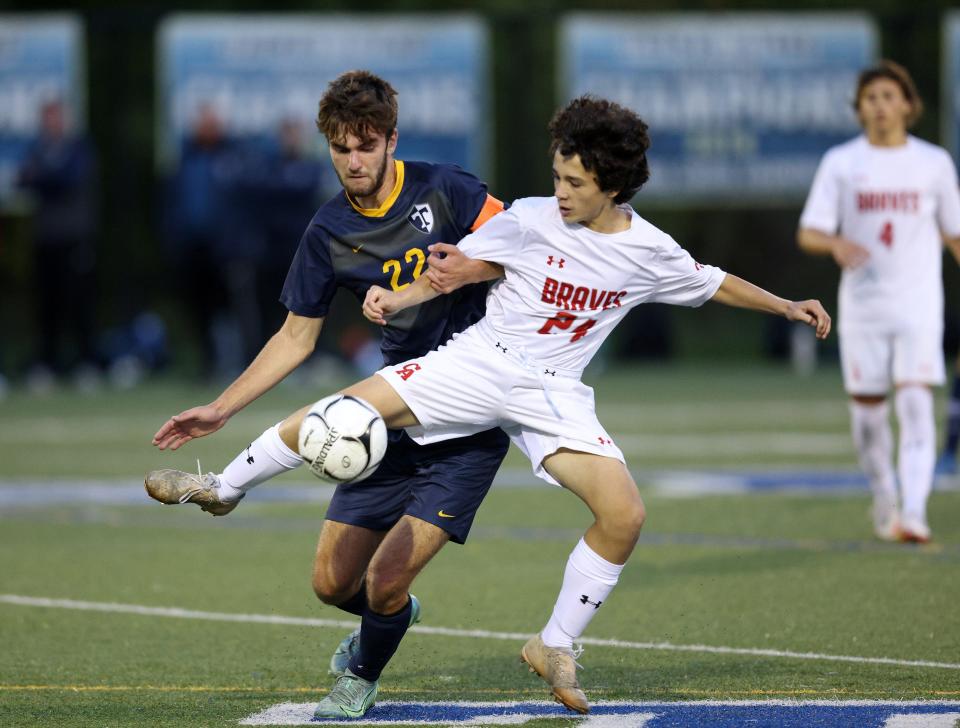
[560,13,878,204]
[157,14,490,176]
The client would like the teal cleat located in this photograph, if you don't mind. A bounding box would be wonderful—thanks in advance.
[328,594,421,677]
[314,668,378,719]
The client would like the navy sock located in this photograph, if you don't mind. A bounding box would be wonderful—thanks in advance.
[946,377,960,454]
[336,583,368,617]
[348,597,413,682]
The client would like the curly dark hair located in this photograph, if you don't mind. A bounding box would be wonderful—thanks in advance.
[853,60,923,128]
[548,96,651,204]
[317,70,398,142]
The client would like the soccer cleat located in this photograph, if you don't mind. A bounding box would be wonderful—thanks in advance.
[313,668,378,719]
[935,452,957,476]
[871,498,901,542]
[898,514,931,544]
[520,634,589,714]
[143,469,242,516]
[329,594,421,677]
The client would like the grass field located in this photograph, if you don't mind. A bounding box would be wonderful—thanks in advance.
[1,364,959,727]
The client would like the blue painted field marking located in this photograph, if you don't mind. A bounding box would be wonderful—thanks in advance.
[240,701,960,727]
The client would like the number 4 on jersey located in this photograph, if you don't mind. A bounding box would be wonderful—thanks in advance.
[538,312,596,342]
[879,221,894,248]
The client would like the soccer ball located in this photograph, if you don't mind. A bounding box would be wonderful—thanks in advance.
[298,394,387,484]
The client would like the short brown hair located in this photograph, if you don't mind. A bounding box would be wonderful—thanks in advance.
[853,60,923,127]
[549,96,651,204]
[317,70,398,141]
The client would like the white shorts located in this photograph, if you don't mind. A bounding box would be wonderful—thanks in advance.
[376,320,625,486]
[839,327,945,395]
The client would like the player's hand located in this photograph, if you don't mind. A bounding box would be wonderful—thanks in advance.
[427,243,504,292]
[785,299,832,340]
[152,404,228,450]
[831,238,870,269]
[363,285,396,326]
[425,243,471,294]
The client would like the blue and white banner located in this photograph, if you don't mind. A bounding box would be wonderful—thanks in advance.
[944,12,960,169]
[157,15,490,176]
[560,13,877,203]
[0,15,85,202]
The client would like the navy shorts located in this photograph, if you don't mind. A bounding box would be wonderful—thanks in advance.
[323,426,509,544]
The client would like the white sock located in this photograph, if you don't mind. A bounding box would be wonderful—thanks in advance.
[895,386,935,523]
[540,539,623,650]
[849,400,898,507]
[218,424,302,502]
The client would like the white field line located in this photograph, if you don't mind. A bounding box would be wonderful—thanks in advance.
[0,400,846,439]
[884,715,960,728]
[2,594,958,672]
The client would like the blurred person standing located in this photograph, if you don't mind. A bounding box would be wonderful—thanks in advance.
[163,103,238,378]
[241,118,325,354]
[798,61,960,543]
[17,98,99,391]
[214,118,325,368]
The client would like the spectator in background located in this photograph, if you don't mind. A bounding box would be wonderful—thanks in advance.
[221,117,325,365]
[255,118,325,336]
[163,103,237,379]
[18,99,99,392]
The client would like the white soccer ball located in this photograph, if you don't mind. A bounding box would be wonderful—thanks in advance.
[298,394,387,484]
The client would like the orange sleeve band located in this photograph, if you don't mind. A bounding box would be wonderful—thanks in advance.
[470,194,505,231]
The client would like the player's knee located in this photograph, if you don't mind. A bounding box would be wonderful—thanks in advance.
[365,569,412,615]
[311,572,356,606]
[600,498,645,540]
[622,499,646,536]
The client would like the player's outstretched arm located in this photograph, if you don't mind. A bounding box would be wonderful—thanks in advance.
[797,227,869,269]
[426,242,504,294]
[152,313,323,450]
[710,274,831,340]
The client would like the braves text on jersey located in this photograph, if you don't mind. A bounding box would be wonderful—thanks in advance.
[456,196,727,373]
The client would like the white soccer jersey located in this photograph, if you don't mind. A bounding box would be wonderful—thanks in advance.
[457,196,726,372]
[800,135,960,333]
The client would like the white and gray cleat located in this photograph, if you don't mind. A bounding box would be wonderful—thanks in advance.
[144,469,242,516]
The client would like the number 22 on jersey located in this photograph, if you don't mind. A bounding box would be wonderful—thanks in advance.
[383,247,426,291]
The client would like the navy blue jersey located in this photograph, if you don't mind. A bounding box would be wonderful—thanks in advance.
[281,160,502,365]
